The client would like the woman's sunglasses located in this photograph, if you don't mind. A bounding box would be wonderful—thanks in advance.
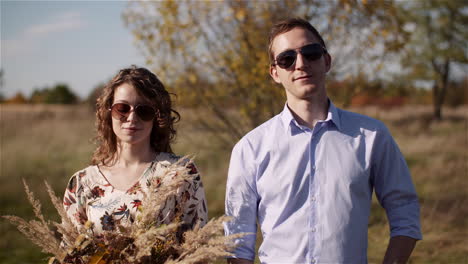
[273,43,327,69]
[109,103,157,121]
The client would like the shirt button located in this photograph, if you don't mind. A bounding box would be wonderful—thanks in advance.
[312,228,316,232]
[311,196,316,202]
[311,259,316,263]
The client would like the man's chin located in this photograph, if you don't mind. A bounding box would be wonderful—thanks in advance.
[298,85,322,97]
[285,84,327,100]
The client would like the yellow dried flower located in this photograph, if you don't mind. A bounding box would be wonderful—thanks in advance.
[47,257,58,264]
[84,220,94,230]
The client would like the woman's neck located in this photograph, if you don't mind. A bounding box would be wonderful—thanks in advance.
[113,141,156,168]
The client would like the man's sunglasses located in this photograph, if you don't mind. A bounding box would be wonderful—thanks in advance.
[109,103,157,121]
[273,43,327,69]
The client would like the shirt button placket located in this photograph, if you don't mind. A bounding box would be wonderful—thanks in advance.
[309,130,318,263]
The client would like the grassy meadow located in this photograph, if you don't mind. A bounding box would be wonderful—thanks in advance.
[1,104,467,263]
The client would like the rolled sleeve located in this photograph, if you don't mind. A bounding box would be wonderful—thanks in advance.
[386,201,422,239]
[372,126,422,240]
[224,139,259,260]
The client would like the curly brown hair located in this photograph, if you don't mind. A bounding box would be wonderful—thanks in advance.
[91,66,180,165]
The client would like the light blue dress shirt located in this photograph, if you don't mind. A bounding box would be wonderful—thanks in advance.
[225,101,422,264]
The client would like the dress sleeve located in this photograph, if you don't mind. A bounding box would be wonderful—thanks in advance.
[63,170,88,229]
[372,126,422,240]
[180,162,208,228]
[224,139,258,261]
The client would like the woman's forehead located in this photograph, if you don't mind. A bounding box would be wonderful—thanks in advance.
[113,84,138,101]
[113,83,154,105]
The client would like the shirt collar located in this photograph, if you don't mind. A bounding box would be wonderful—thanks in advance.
[280,99,342,133]
[280,103,296,133]
[327,100,342,131]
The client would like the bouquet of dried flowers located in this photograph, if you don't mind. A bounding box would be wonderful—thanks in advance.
[3,158,244,263]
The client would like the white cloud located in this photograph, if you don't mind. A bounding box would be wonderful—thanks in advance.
[3,11,87,57]
[25,11,84,36]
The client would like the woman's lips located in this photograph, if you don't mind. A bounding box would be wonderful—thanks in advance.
[124,127,140,132]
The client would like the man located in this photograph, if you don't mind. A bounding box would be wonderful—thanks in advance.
[224,18,422,264]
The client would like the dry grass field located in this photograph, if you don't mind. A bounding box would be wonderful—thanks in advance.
[1,104,467,263]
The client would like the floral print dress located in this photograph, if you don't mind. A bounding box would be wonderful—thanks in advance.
[63,152,207,233]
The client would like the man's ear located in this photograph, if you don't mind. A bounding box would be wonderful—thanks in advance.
[324,53,332,73]
[269,65,282,84]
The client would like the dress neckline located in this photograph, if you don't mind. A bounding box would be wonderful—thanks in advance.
[95,159,156,193]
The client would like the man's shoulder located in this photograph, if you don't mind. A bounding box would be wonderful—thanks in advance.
[336,107,388,133]
[233,114,281,152]
[244,114,281,140]
[250,113,279,133]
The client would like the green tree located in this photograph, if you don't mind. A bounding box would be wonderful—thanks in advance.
[30,87,50,104]
[47,84,78,104]
[87,82,105,110]
[0,68,3,87]
[397,0,468,119]
[0,69,4,103]
[123,0,403,145]
[30,84,78,104]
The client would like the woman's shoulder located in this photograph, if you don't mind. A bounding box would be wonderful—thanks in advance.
[65,165,99,190]
[151,152,198,176]
[70,165,99,180]
[72,165,98,177]
[155,152,191,165]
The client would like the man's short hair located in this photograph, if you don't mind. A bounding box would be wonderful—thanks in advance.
[268,18,327,64]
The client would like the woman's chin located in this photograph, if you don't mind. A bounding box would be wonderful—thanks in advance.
[117,136,150,147]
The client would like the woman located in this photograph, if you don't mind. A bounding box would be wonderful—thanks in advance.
[63,66,207,234]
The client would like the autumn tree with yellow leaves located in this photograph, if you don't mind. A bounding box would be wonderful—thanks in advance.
[123,0,406,145]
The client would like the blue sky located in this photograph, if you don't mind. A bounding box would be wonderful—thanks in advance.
[1,0,146,99]
[2,1,466,100]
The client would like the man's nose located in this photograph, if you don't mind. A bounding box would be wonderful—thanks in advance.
[295,53,307,70]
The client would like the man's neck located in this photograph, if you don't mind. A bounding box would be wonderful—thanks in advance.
[286,96,329,129]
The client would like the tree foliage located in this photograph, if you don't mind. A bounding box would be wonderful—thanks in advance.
[0,69,4,102]
[86,82,105,110]
[5,92,28,104]
[397,0,468,119]
[123,0,407,145]
[30,84,78,104]
[445,77,468,107]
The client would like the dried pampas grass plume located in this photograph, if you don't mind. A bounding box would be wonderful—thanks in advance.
[2,179,70,260]
[168,216,247,263]
[3,158,247,263]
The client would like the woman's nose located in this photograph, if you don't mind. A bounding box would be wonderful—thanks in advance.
[125,109,138,121]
